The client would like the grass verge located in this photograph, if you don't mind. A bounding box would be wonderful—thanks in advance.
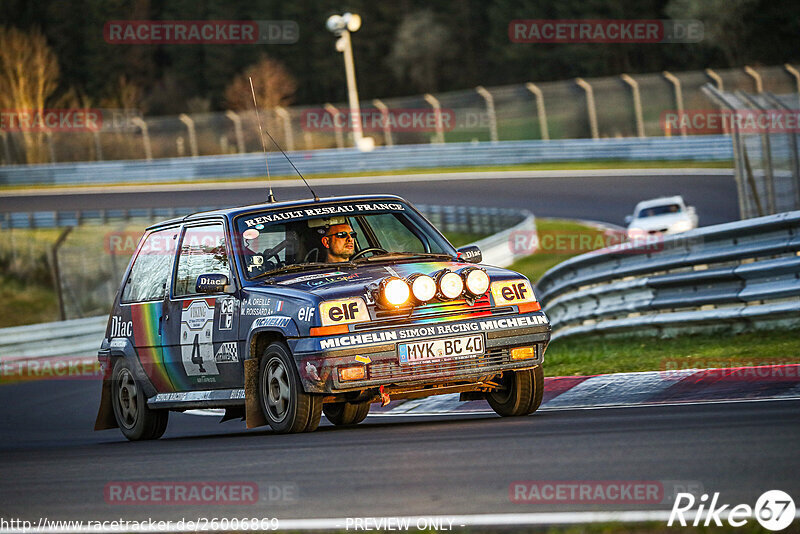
[543,330,800,377]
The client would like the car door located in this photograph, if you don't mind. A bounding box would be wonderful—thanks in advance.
[117,226,180,392]
[162,221,242,390]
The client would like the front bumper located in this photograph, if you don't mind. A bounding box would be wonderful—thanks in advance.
[293,312,550,394]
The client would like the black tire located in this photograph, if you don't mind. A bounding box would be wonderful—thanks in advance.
[323,401,370,426]
[486,365,544,417]
[111,358,168,441]
[259,342,322,434]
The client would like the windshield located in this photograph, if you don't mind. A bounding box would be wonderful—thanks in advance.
[235,201,456,278]
[637,204,682,218]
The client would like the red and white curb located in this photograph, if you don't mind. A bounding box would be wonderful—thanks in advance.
[373,364,800,416]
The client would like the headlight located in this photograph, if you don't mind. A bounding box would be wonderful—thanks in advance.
[461,267,490,297]
[408,274,437,303]
[437,270,464,300]
[379,277,410,307]
[670,220,693,233]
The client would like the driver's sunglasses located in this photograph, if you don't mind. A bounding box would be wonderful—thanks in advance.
[327,231,357,239]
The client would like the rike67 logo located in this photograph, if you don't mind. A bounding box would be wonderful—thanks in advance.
[669,490,796,531]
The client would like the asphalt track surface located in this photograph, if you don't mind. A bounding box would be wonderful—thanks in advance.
[1,378,798,523]
[0,171,739,226]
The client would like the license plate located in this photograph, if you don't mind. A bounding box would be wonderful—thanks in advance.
[398,334,485,364]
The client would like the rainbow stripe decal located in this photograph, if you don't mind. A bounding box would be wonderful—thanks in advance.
[130,302,176,392]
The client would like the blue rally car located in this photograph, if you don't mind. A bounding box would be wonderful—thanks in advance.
[95,195,550,440]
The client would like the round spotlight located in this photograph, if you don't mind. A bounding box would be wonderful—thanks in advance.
[463,268,490,297]
[409,274,437,303]
[380,277,410,307]
[438,271,464,300]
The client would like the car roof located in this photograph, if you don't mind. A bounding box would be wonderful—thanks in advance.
[634,195,685,211]
[146,193,409,230]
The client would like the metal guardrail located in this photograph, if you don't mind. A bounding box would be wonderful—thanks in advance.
[0,137,733,187]
[0,204,524,232]
[537,211,800,339]
[0,209,535,360]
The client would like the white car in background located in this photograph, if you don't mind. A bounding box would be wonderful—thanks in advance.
[625,196,698,238]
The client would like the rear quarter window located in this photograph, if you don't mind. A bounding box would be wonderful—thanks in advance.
[121,228,178,303]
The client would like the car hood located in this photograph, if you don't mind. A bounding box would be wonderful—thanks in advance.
[629,213,688,231]
[260,260,521,300]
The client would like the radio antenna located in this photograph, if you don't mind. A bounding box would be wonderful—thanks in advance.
[249,77,275,203]
[249,77,319,202]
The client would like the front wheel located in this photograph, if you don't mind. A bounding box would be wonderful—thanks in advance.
[111,358,168,441]
[323,401,370,426]
[486,365,544,417]
[259,342,322,433]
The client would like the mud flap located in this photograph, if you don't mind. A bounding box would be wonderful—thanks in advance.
[245,358,267,429]
[94,379,118,431]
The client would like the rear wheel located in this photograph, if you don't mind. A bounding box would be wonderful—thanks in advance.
[323,401,370,426]
[486,365,544,417]
[111,358,168,441]
[259,342,322,434]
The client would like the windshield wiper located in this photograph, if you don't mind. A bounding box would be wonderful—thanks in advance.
[250,262,349,281]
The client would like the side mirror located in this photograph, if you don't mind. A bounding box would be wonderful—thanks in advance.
[195,273,231,294]
[457,245,482,264]
[624,215,633,225]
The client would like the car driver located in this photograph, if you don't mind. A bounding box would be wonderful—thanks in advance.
[320,223,356,262]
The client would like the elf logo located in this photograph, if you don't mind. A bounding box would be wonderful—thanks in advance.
[491,280,536,304]
[320,298,369,326]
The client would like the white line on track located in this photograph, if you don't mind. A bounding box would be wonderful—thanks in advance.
[1,168,733,197]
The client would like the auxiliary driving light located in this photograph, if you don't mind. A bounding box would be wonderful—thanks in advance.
[408,274,437,303]
[437,270,464,300]
[510,346,536,360]
[461,267,490,297]
[338,365,366,381]
[378,277,411,307]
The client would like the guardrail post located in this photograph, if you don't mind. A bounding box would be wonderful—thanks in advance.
[275,107,295,152]
[475,86,498,143]
[0,131,10,164]
[224,110,246,154]
[51,226,73,321]
[324,103,345,149]
[575,78,599,140]
[744,66,763,94]
[46,132,57,163]
[621,74,645,138]
[92,130,104,161]
[423,94,445,144]
[178,114,199,157]
[785,64,800,97]
[372,99,393,146]
[705,68,723,91]
[525,82,549,141]
[662,71,687,137]
[131,118,152,161]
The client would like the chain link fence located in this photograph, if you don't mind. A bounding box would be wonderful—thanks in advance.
[1,65,797,165]
[703,86,800,219]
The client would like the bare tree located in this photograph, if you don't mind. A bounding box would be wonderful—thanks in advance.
[0,26,61,163]
[224,55,297,111]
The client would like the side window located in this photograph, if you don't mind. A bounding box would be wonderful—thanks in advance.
[121,228,178,303]
[174,223,231,297]
[367,213,427,253]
